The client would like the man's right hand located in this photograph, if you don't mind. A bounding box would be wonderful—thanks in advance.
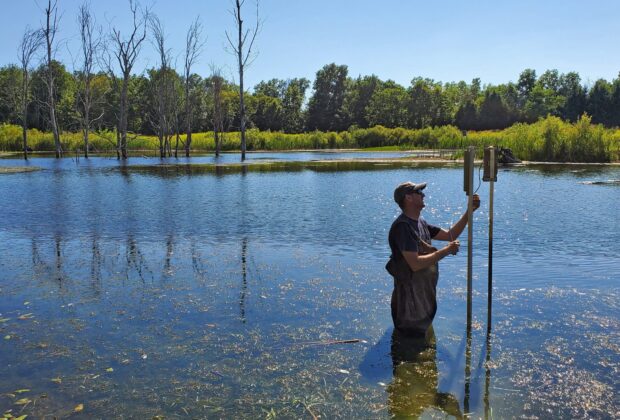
[447,240,460,255]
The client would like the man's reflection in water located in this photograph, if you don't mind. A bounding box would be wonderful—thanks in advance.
[388,327,463,419]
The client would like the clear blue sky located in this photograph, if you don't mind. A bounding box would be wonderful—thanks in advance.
[1,0,619,90]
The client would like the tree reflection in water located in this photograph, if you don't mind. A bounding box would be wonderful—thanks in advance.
[388,327,463,419]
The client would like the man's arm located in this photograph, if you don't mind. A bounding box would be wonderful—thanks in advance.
[434,194,480,242]
[402,241,460,272]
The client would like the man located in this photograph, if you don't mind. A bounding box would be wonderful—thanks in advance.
[386,181,480,337]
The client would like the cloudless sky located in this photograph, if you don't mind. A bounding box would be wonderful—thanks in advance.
[1,0,619,90]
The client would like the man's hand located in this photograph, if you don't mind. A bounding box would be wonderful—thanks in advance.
[447,240,460,255]
[472,194,480,211]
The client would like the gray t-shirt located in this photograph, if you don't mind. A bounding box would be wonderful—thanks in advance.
[388,213,441,260]
[387,213,442,336]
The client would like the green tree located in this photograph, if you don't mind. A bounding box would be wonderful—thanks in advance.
[538,69,560,92]
[254,78,286,98]
[128,74,151,135]
[455,100,478,130]
[517,68,537,107]
[252,77,308,132]
[587,79,612,126]
[306,63,348,131]
[186,73,207,132]
[282,78,309,133]
[406,78,447,128]
[523,84,563,122]
[249,93,283,131]
[365,85,408,128]
[495,82,521,124]
[342,74,382,128]
[442,80,472,124]
[0,65,21,125]
[30,60,75,132]
[558,72,586,122]
[478,90,510,130]
[608,73,620,127]
[470,78,482,100]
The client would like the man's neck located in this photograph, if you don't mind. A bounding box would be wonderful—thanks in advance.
[403,208,421,220]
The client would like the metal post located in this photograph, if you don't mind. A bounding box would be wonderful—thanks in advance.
[488,147,494,326]
[464,319,472,416]
[466,146,475,325]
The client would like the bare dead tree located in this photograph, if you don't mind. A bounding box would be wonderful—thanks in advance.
[226,0,261,162]
[149,14,175,158]
[183,17,204,157]
[111,0,148,159]
[99,45,123,154]
[42,0,62,158]
[76,2,104,158]
[210,66,225,157]
[17,27,43,160]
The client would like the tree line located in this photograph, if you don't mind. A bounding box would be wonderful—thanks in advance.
[1,1,620,160]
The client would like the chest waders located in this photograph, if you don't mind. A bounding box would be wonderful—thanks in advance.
[386,256,439,336]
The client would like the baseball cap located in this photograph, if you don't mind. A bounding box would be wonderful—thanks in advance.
[394,181,427,205]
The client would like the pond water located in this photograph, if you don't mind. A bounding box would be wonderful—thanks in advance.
[0,154,618,418]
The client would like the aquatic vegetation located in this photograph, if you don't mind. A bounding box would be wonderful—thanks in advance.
[1,115,618,162]
[0,160,618,417]
[0,166,40,174]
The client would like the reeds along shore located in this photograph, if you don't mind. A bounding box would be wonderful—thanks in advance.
[1,115,618,163]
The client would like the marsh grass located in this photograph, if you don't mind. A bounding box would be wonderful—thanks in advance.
[116,160,459,178]
[0,166,41,173]
[2,115,618,162]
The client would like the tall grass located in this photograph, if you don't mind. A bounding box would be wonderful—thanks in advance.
[1,115,618,162]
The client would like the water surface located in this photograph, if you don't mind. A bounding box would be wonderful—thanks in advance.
[1,156,618,418]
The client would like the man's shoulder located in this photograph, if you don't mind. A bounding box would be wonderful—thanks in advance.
[389,213,415,235]
[390,213,410,227]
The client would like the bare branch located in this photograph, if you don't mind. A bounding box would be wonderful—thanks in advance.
[111,0,149,77]
[184,17,205,80]
[242,0,262,67]
[42,0,62,157]
[75,1,106,157]
[149,15,171,70]
[225,0,261,161]
[17,28,44,72]
[109,0,149,159]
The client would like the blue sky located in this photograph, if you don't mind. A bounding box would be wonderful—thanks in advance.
[1,0,619,90]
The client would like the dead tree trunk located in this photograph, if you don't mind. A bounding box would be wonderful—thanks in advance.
[183,18,203,158]
[226,0,261,162]
[149,15,174,159]
[210,70,224,157]
[77,3,101,159]
[18,28,43,160]
[43,0,61,158]
[111,0,148,160]
[119,74,130,159]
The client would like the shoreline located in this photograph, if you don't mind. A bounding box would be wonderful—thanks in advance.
[0,149,618,167]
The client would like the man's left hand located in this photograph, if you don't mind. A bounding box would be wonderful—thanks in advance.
[472,194,481,210]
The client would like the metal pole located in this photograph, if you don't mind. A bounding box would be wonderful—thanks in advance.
[464,319,472,416]
[488,147,494,327]
[466,146,474,325]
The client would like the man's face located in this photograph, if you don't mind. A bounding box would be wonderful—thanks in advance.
[406,189,425,210]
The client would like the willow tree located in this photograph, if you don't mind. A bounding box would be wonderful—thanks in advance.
[17,27,43,160]
[226,0,260,162]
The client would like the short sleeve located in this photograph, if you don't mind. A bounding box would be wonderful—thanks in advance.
[428,224,442,239]
[392,222,419,253]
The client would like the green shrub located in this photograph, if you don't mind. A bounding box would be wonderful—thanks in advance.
[1,117,617,162]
